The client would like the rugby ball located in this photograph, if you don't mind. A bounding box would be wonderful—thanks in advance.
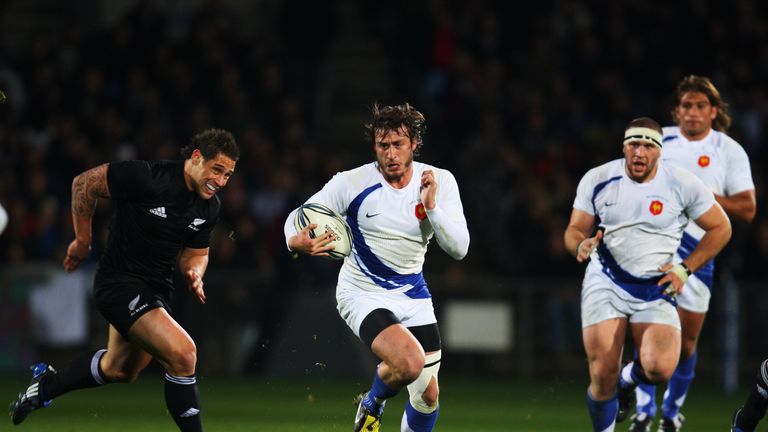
[294,203,353,260]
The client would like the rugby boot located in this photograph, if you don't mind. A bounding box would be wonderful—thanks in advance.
[658,413,685,431]
[354,392,382,432]
[629,412,653,432]
[9,363,56,425]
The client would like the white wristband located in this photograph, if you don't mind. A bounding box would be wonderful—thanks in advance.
[668,264,689,284]
[577,238,596,257]
[576,239,586,256]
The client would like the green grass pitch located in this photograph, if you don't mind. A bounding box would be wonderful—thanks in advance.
[1,375,744,431]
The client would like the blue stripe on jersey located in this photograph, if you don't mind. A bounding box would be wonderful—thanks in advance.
[596,242,677,305]
[591,175,622,215]
[345,183,430,299]
[677,232,715,289]
[662,135,676,143]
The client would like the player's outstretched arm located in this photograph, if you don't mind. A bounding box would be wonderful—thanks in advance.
[178,247,210,304]
[564,208,600,263]
[64,163,111,272]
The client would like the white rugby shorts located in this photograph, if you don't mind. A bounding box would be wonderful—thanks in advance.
[336,287,437,337]
[674,254,711,313]
[581,262,681,329]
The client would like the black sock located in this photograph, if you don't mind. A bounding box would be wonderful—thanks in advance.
[42,349,108,400]
[164,373,203,432]
[737,359,768,430]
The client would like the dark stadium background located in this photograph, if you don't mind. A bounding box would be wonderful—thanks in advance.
[1,1,767,430]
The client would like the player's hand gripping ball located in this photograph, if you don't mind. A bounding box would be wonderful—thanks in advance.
[294,203,353,260]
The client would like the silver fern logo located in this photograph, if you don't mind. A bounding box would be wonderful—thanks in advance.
[128,295,141,311]
[188,218,206,231]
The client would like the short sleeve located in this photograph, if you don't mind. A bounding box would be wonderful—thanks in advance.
[573,168,598,215]
[185,198,220,249]
[107,160,153,201]
[724,142,755,195]
[303,172,350,215]
[681,170,716,220]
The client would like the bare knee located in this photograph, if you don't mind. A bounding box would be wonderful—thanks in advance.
[589,361,620,397]
[165,343,197,376]
[101,360,144,383]
[640,359,674,383]
[421,380,439,407]
[389,352,425,386]
[680,334,698,359]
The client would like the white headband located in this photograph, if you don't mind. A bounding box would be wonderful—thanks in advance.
[624,127,662,148]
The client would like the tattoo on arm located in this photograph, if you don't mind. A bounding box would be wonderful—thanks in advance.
[72,164,111,216]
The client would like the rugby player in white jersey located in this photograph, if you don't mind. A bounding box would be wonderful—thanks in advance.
[284,103,469,432]
[564,117,731,432]
[631,76,756,432]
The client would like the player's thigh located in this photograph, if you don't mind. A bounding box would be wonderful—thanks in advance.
[583,320,626,398]
[127,308,196,372]
[339,291,435,346]
[581,318,627,363]
[678,307,706,345]
[371,323,425,366]
[580,269,633,328]
[101,325,152,380]
[93,273,172,339]
[631,322,681,375]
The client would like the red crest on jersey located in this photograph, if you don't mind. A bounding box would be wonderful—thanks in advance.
[415,203,427,220]
[698,155,711,167]
[649,200,663,216]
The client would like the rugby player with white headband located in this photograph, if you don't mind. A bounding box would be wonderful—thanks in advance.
[630,76,755,432]
[564,117,731,432]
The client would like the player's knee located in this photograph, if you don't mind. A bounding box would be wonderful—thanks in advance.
[103,365,142,383]
[641,361,673,383]
[590,360,619,384]
[392,353,425,385]
[166,343,197,376]
[100,355,143,383]
[407,351,441,414]
[420,381,439,408]
[680,336,698,358]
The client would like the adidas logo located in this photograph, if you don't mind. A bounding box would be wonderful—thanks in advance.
[25,382,39,399]
[149,207,167,218]
[179,407,200,418]
[758,384,768,399]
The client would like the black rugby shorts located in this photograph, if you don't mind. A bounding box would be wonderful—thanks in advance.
[93,272,171,339]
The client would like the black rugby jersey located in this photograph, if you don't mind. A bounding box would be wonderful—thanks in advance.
[98,160,219,290]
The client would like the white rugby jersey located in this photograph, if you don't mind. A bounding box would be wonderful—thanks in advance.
[573,158,715,302]
[284,162,469,298]
[661,127,754,288]
[661,126,754,240]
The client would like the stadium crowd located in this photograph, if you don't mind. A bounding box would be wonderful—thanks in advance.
[2,0,767,278]
[1,0,767,368]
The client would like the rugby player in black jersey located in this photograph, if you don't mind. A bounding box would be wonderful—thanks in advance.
[10,129,238,431]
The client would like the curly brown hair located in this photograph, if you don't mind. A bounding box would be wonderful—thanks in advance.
[672,75,732,133]
[364,102,427,155]
[181,128,240,161]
